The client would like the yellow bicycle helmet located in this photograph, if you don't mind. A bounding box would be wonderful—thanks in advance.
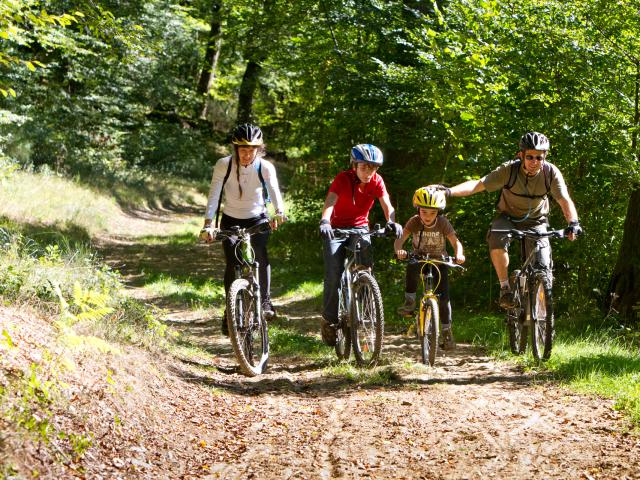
[413,186,446,210]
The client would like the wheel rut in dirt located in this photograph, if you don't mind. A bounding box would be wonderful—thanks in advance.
[93,207,640,479]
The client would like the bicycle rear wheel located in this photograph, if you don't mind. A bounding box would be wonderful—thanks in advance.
[350,272,384,366]
[419,297,439,366]
[530,275,554,361]
[506,282,527,355]
[227,278,269,376]
[335,273,352,360]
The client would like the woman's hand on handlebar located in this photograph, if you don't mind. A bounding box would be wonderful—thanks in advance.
[270,213,288,231]
[395,249,408,260]
[199,226,218,243]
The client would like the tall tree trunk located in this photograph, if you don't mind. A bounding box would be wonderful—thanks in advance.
[197,1,223,119]
[236,59,262,124]
[606,62,640,323]
[607,189,640,323]
[632,62,640,162]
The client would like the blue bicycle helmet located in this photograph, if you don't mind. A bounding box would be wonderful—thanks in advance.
[350,144,383,166]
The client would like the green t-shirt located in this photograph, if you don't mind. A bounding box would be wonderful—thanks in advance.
[481,160,569,219]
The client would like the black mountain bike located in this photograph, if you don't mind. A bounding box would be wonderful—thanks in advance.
[216,224,271,376]
[493,227,566,361]
[333,226,387,366]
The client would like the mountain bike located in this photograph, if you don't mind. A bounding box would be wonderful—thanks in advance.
[400,254,464,366]
[215,224,271,376]
[493,227,566,361]
[333,226,387,366]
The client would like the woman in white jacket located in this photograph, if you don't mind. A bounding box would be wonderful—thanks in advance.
[200,124,286,333]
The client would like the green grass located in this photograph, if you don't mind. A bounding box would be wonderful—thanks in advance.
[324,363,402,386]
[269,324,329,357]
[0,171,121,237]
[143,274,225,309]
[278,281,323,302]
[451,310,640,427]
[526,330,640,425]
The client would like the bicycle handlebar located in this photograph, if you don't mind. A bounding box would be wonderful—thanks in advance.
[401,253,465,270]
[215,223,272,240]
[490,228,566,240]
[333,224,388,239]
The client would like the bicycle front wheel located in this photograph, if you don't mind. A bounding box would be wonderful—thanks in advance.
[530,275,554,361]
[227,278,269,376]
[350,272,384,366]
[335,273,352,360]
[419,297,439,366]
[506,286,527,355]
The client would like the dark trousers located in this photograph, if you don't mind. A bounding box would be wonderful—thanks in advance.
[322,227,371,324]
[220,214,271,300]
[405,262,451,325]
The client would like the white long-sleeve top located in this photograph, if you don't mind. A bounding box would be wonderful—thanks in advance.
[205,155,285,221]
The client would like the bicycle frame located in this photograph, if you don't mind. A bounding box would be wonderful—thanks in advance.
[215,224,272,375]
[493,228,566,359]
[409,255,461,336]
[219,225,269,320]
[332,226,387,364]
[335,226,385,327]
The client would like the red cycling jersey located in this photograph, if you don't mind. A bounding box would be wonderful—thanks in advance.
[328,169,387,228]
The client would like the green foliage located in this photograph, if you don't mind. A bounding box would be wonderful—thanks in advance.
[2,0,639,317]
[269,325,326,356]
[324,363,402,386]
[0,227,171,346]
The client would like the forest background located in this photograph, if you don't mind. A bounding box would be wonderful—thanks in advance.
[1,0,639,325]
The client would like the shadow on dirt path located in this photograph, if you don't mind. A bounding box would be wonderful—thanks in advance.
[94,206,640,480]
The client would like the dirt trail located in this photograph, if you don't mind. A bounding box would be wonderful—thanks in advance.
[94,207,640,479]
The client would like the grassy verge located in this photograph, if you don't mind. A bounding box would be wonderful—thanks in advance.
[452,310,640,427]
[0,169,205,243]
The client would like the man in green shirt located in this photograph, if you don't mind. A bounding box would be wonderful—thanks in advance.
[435,132,582,308]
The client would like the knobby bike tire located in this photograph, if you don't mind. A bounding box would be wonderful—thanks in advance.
[335,273,352,360]
[227,278,269,376]
[506,280,528,355]
[530,275,554,361]
[350,271,384,366]
[420,297,439,366]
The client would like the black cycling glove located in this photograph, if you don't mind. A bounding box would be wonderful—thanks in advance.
[566,220,583,236]
[386,221,404,239]
[319,219,334,240]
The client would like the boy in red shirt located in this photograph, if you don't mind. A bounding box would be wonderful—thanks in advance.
[318,144,403,346]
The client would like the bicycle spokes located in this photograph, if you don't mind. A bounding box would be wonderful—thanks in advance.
[351,273,384,366]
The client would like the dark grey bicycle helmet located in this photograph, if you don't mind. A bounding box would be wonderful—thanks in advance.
[519,131,550,151]
[231,123,263,146]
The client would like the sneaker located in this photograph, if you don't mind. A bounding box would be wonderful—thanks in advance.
[440,327,456,350]
[320,319,337,347]
[262,298,276,321]
[221,310,229,336]
[499,287,516,309]
[397,298,416,316]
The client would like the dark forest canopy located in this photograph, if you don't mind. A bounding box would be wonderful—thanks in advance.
[1,0,639,321]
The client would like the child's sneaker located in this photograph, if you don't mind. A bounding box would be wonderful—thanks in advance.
[440,327,456,350]
[397,298,416,316]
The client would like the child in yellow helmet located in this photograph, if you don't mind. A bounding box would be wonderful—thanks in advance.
[394,187,465,349]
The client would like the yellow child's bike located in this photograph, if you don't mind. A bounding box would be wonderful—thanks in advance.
[402,254,464,366]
